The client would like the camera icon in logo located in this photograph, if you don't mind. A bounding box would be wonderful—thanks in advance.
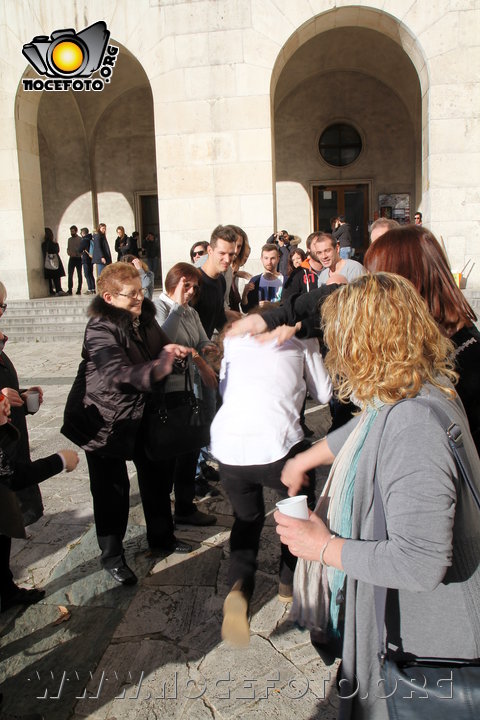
[22,21,110,78]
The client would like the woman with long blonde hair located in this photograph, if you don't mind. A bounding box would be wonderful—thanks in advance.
[275,273,480,720]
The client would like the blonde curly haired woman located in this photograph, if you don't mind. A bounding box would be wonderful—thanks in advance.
[275,273,480,720]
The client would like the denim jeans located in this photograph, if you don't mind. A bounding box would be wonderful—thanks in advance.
[339,247,354,260]
[193,373,218,473]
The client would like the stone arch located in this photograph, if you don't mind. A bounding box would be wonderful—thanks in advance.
[15,41,156,297]
[270,6,429,249]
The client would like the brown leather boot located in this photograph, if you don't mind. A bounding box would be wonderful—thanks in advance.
[221,580,250,648]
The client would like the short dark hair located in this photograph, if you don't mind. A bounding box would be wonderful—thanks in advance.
[80,227,89,234]
[210,225,237,249]
[261,243,279,256]
[306,231,335,249]
[164,262,202,296]
[315,232,337,248]
[70,225,77,232]
[414,211,422,220]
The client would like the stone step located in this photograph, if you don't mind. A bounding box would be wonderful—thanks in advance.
[2,316,87,326]
[4,307,89,317]
[5,297,91,310]
[2,296,90,342]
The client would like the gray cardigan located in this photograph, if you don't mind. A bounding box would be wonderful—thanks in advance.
[326,384,480,720]
[154,293,210,393]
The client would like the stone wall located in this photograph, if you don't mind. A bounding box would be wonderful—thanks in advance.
[0,1,478,296]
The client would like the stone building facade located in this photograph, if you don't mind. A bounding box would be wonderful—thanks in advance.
[1,0,479,298]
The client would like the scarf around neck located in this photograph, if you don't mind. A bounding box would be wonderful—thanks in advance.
[289,403,382,637]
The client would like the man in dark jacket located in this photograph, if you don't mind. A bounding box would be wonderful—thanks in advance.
[66,225,83,295]
[282,231,325,304]
[333,215,353,259]
[143,232,160,277]
[80,227,96,294]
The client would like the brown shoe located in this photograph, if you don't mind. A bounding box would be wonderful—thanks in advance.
[221,581,250,648]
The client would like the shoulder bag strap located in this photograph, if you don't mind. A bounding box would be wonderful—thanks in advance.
[373,396,480,658]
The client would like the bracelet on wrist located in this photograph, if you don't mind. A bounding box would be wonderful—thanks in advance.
[319,533,336,566]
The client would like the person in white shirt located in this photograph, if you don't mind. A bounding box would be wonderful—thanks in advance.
[210,309,332,647]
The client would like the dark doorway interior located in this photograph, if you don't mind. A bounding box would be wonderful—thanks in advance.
[313,184,369,254]
[139,194,161,283]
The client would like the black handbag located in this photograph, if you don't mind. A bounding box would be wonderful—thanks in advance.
[373,399,480,720]
[144,360,210,461]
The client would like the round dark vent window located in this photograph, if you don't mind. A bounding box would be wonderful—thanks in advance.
[319,123,362,167]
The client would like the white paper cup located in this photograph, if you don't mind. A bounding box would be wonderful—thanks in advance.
[275,495,309,520]
[25,390,40,413]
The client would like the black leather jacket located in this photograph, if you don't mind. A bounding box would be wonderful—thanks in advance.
[62,297,170,458]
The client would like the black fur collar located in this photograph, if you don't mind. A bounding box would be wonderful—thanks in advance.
[88,295,156,330]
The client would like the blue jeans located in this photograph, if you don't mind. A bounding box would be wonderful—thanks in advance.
[339,247,354,260]
[194,372,218,474]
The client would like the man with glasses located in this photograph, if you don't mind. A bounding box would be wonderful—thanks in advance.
[414,211,422,225]
[190,241,208,263]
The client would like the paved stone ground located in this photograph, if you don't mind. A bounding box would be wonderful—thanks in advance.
[0,340,340,720]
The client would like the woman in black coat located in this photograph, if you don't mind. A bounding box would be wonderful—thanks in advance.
[0,281,79,610]
[41,227,65,296]
[91,222,112,278]
[62,262,192,585]
[0,394,78,612]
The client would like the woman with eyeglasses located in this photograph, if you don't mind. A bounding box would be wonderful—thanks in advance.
[62,262,193,586]
[154,262,218,526]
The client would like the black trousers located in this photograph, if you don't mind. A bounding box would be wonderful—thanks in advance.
[47,276,62,294]
[170,449,199,516]
[68,257,83,292]
[82,258,95,291]
[86,444,175,568]
[219,440,315,594]
[0,535,15,606]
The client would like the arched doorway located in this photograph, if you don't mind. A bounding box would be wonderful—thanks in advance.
[271,8,426,255]
[16,43,158,296]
